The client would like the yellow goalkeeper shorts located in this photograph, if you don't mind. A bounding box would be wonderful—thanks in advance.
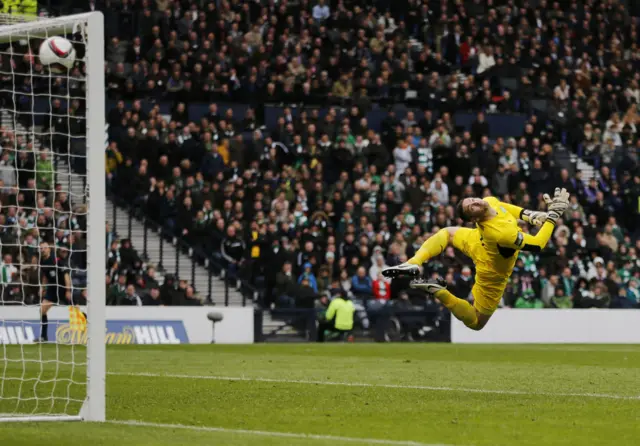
[452,228,508,315]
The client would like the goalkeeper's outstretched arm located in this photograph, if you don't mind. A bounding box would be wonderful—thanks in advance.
[513,221,556,253]
[500,201,547,226]
[500,187,570,253]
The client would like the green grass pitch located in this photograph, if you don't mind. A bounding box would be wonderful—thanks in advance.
[1,343,639,445]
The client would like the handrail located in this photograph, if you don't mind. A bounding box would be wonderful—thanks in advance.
[107,193,257,306]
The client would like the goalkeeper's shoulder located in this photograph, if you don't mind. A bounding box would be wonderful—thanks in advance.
[482,196,500,207]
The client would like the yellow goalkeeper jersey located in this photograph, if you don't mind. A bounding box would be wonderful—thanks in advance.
[472,197,526,278]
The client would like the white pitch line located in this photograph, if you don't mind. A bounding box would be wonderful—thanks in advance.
[107,371,640,401]
[107,419,452,446]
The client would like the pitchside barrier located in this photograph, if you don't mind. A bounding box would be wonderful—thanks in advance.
[452,309,640,344]
[1,307,254,345]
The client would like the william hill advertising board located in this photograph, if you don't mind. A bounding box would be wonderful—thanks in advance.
[0,320,189,345]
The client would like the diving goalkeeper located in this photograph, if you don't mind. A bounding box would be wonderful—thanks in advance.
[382,188,570,331]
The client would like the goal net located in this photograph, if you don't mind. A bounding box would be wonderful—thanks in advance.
[0,12,105,422]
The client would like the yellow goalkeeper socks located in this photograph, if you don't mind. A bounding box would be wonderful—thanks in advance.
[407,229,449,265]
[434,289,479,330]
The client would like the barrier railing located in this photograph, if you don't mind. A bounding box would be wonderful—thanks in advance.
[254,308,450,343]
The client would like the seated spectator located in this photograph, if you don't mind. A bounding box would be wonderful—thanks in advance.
[121,284,142,306]
[351,266,373,299]
[298,262,318,293]
[551,287,573,309]
[143,286,163,306]
[372,273,391,302]
[514,289,544,309]
[316,266,332,295]
[107,274,127,306]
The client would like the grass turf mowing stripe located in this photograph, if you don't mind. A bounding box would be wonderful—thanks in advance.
[107,420,455,446]
[108,371,640,401]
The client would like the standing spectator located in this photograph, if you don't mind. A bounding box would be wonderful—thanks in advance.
[221,226,245,285]
[428,123,452,149]
[393,140,412,179]
[471,112,490,144]
[275,262,296,308]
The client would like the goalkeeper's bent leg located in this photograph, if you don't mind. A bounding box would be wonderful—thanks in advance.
[407,228,452,265]
[434,289,481,330]
[411,276,484,330]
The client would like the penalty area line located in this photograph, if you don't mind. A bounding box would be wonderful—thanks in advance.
[107,372,640,401]
[106,419,452,446]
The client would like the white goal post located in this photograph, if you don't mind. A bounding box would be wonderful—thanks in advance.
[0,12,105,422]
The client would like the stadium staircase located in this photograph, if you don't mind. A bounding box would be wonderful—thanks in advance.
[104,199,245,305]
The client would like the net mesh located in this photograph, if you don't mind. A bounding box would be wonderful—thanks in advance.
[0,17,91,419]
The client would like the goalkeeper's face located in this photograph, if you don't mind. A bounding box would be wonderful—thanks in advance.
[462,197,489,222]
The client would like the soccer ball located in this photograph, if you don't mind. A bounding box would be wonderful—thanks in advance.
[39,36,76,73]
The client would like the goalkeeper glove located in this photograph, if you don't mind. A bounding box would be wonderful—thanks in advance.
[520,209,548,227]
[542,187,570,225]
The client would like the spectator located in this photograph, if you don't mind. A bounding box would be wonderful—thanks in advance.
[331,74,353,100]
[477,46,496,75]
[312,0,330,23]
[514,289,544,309]
[142,287,163,306]
[372,274,391,301]
[428,123,452,149]
[221,225,245,284]
[122,284,142,306]
[35,150,54,191]
[428,177,449,205]
[275,262,296,308]
[351,266,373,299]
[298,262,318,293]
[393,141,412,179]
[369,255,388,281]
[0,254,17,285]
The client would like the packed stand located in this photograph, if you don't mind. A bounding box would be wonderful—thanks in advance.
[99,0,640,311]
[0,127,88,306]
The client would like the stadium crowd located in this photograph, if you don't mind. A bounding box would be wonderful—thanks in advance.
[94,0,640,311]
